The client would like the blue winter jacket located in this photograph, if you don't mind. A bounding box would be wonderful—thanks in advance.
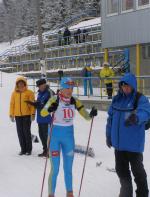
[106,73,150,153]
[36,86,52,124]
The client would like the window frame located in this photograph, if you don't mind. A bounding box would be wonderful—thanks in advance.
[106,0,119,17]
[142,45,150,59]
[121,0,134,13]
[136,0,150,10]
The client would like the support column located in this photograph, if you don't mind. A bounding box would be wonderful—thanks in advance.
[136,44,141,90]
[104,48,109,62]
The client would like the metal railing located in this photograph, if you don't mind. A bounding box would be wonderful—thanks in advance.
[0,22,101,59]
[50,9,99,32]
[0,48,125,73]
[28,76,150,99]
[28,30,101,51]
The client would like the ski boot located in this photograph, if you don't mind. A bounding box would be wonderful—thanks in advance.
[38,150,47,157]
[67,191,74,197]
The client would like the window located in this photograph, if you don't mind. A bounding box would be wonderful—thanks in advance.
[107,0,118,15]
[137,0,150,8]
[142,45,150,59]
[122,0,134,12]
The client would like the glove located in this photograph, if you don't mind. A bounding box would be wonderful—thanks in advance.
[25,100,40,108]
[31,115,35,121]
[48,102,58,112]
[106,137,112,148]
[10,116,15,122]
[125,113,139,126]
[89,107,97,118]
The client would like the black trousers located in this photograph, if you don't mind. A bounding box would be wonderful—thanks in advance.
[115,150,149,197]
[106,83,113,98]
[64,37,70,45]
[15,116,32,153]
[38,123,48,152]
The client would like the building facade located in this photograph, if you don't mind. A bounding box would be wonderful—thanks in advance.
[101,0,150,48]
[101,0,150,91]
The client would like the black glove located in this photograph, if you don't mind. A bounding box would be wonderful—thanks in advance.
[48,102,58,112]
[90,107,97,118]
[25,100,40,108]
[125,113,139,126]
[106,137,112,148]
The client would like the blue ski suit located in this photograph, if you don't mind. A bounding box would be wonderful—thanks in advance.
[41,96,91,195]
[82,66,93,96]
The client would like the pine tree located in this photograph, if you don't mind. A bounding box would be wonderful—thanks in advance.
[0,0,101,42]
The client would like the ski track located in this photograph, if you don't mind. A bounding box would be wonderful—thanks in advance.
[0,73,150,197]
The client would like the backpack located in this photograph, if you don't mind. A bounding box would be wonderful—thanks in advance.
[134,92,150,130]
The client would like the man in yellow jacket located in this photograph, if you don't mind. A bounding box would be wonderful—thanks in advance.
[9,77,35,155]
[100,62,114,99]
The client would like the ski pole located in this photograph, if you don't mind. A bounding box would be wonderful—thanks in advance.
[40,113,55,197]
[78,117,94,197]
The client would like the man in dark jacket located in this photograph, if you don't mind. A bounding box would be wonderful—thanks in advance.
[74,28,81,44]
[63,27,71,45]
[106,73,150,197]
[35,79,54,157]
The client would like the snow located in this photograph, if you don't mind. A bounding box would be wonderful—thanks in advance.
[0,72,150,197]
[70,17,101,30]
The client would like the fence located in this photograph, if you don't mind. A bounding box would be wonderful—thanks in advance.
[28,76,150,99]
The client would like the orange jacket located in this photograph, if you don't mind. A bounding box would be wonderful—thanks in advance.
[9,77,35,117]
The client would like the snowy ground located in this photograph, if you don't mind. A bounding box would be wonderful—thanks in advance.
[0,73,150,197]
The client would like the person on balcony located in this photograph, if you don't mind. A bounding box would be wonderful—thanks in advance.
[63,27,71,45]
[82,29,88,43]
[100,62,114,99]
[74,28,81,44]
[58,30,63,46]
[82,63,93,96]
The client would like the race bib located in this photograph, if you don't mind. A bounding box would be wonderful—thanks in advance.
[53,101,75,126]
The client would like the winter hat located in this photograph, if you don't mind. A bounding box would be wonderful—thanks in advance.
[120,81,129,86]
[36,78,46,87]
[60,77,75,89]
[86,62,91,67]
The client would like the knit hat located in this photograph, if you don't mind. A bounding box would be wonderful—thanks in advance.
[36,78,46,87]
[120,81,128,86]
[60,77,75,89]
[103,62,110,66]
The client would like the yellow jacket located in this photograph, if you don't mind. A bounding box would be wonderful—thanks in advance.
[9,77,35,117]
[100,67,114,84]
[41,96,91,121]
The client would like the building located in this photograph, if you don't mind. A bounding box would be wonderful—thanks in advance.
[101,0,150,89]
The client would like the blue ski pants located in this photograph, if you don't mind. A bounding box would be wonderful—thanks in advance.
[48,125,75,195]
[84,79,93,96]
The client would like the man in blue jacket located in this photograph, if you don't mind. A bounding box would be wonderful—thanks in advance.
[106,73,150,197]
[36,79,54,157]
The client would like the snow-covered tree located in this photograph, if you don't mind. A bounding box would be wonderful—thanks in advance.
[0,0,101,42]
